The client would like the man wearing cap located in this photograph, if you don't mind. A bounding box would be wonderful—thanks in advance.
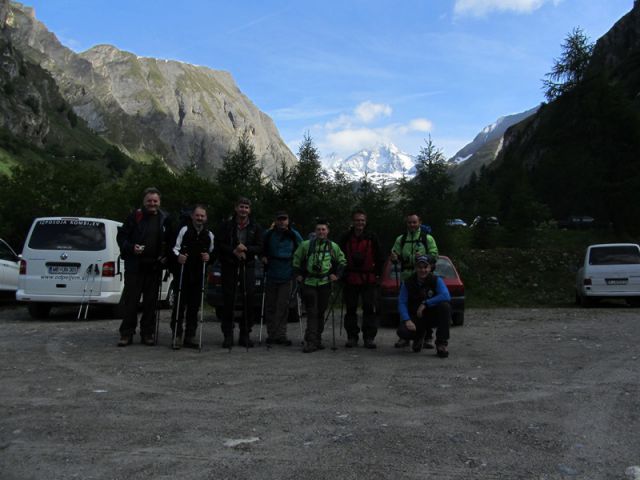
[391,212,439,348]
[397,254,451,358]
[261,211,303,345]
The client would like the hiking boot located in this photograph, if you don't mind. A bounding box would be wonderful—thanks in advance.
[436,344,449,358]
[238,337,254,348]
[345,337,358,348]
[183,337,199,349]
[412,339,423,353]
[141,335,155,346]
[394,338,410,348]
[363,338,377,349]
[222,336,234,349]
[117,335,132,347]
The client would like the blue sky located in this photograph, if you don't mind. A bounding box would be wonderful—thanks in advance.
[23,0,634,160]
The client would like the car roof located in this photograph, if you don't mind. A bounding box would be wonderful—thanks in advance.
[587,243,640,249]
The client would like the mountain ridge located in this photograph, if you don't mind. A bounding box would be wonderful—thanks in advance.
[2,1,296,176]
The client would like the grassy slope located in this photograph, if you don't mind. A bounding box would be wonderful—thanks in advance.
[447,227,635,307]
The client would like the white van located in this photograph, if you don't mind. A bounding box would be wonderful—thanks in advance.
[575,243,640,307]
[17,217,172,318]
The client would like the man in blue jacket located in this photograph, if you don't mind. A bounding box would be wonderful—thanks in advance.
[261,210,303,346]
[397,254,451,358]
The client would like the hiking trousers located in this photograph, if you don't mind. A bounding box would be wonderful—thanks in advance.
[302,283,331,347]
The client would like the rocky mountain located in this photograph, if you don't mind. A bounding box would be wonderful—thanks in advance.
[327,143,416,183]
[0,1,111,160]
[447,106,539,188]
[1,1,296,176]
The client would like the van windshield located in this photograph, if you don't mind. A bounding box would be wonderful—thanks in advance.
[28,219,106,251]
[589,246,640,265]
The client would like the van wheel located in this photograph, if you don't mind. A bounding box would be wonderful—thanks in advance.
[28,303,51,319]
[580,295,595,307]
[452,312,465,326]
[627,297,640,307]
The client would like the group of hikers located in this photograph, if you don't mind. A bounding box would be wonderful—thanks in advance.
[115,187,451,358]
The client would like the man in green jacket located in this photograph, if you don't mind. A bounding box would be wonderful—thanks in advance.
[390,212,438,348]
[293,219,346,353]
[390,212,438,280]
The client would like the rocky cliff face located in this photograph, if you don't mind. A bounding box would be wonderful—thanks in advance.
[0,0,106,153]
[2,1,296,176]
[588,0,640,99]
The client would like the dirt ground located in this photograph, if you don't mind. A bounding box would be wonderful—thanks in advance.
[0,303,639,480]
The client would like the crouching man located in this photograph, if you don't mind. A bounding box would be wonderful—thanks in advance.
[397,254,451,358]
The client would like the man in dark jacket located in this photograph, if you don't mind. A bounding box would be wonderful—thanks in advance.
[397,254,451,358]
[171,205,214,349]
[215,197,263,349]
[339,208,385,349]
[117,187,172,346]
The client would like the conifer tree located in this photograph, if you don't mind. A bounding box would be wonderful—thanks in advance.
[543,27,594,101]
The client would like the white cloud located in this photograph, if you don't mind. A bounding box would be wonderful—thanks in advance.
[325,128,383,153]
[354,101,392,123]
[321,118,433,155]
[454,0,560,17]
[407,118,433,132]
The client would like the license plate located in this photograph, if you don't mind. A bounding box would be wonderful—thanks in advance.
[48,265,79,275]
[606,278,628,285]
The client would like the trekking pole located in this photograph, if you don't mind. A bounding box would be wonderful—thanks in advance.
[323,285,341,328]
[172,263,185,350]
[241,259,249,352]
[295,281,304,346]
[83,264,100,320]
[77,264,93,320]
[154,268,164,345]
[258,267,267,346]
[331,291,337,352]
[227,263,242,353]
[198,260,206,352]
[339,283,344,337]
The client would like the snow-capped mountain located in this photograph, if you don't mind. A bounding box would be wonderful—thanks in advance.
[325,143,416,183]
[447,106,539,188]
[448,106,539,165]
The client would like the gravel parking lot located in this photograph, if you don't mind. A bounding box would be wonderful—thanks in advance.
[1,304,639,480]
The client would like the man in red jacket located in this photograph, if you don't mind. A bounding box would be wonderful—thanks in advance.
[338,209,385,349]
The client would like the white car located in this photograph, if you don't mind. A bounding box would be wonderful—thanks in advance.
[575,243,640,307]
[0,238,20,295]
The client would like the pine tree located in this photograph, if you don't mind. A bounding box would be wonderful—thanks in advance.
[543,27,594,101]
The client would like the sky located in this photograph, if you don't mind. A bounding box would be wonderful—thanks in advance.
[22,0,634,161]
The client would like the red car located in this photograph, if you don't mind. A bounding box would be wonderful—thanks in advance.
[377,255,465,326]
